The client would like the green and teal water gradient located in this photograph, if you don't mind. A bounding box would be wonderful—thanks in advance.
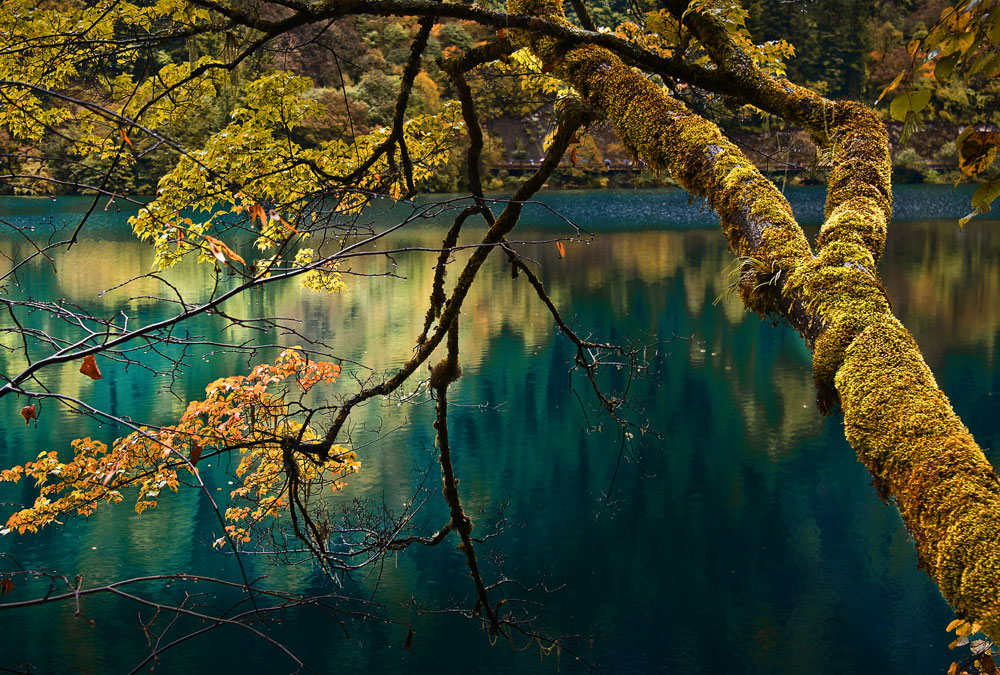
[1,186,998,673]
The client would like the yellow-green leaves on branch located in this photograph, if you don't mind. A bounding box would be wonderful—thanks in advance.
[294,248,348,294]
[131,70,463,270]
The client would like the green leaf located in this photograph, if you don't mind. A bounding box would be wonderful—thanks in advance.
[890,90,932,122]
[971,179,1000,210]
[935,53,961,82]
[967,52,999,77]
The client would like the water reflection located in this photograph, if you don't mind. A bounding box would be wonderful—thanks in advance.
[0,191,997,674]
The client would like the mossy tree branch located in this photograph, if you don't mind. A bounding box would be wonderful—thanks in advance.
[509,0,1000,638]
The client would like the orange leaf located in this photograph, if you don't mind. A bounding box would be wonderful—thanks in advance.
[278,214,299,233]
[556,241,566,258]
[20,404,36,425]
[220,242,245,265]
[189,442,203,466]
[119,128,134,149]
[497,28,507,39]
[0,577,13,596]
[203,235,245,265]
[254,203,268,229]
[80,354,102,380]
[570,147,578,166]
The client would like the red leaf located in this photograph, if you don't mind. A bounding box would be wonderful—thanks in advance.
[189,442,203,466]
[404,628,414,650]
[80,355,102,380]
[0,577,12,596]
[556,241,566,258]
[20,404,36,425]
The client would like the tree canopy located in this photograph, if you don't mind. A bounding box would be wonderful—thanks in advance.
[1,0,1000,670]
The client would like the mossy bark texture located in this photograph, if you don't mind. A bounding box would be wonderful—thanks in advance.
[508,0,1000,635]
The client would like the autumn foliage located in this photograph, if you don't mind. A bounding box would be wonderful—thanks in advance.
[0,349,358,544]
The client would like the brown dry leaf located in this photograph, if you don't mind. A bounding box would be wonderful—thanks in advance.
[189,442,203,466]
[219,242,245,265]
[404,628,414,650]
[202,235,244,265]
[959,131,1000,178]
[80,354,102,380]
[20,404,36,425]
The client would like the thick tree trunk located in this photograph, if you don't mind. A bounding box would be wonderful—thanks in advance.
[509,0,1000,636]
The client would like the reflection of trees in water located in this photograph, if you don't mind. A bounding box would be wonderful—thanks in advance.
[882,220,1000,363]
[3,212,988,672]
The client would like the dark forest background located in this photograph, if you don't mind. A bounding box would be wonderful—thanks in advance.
[2,0,991,194]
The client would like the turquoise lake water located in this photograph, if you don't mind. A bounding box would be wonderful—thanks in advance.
[0,185,997,673]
